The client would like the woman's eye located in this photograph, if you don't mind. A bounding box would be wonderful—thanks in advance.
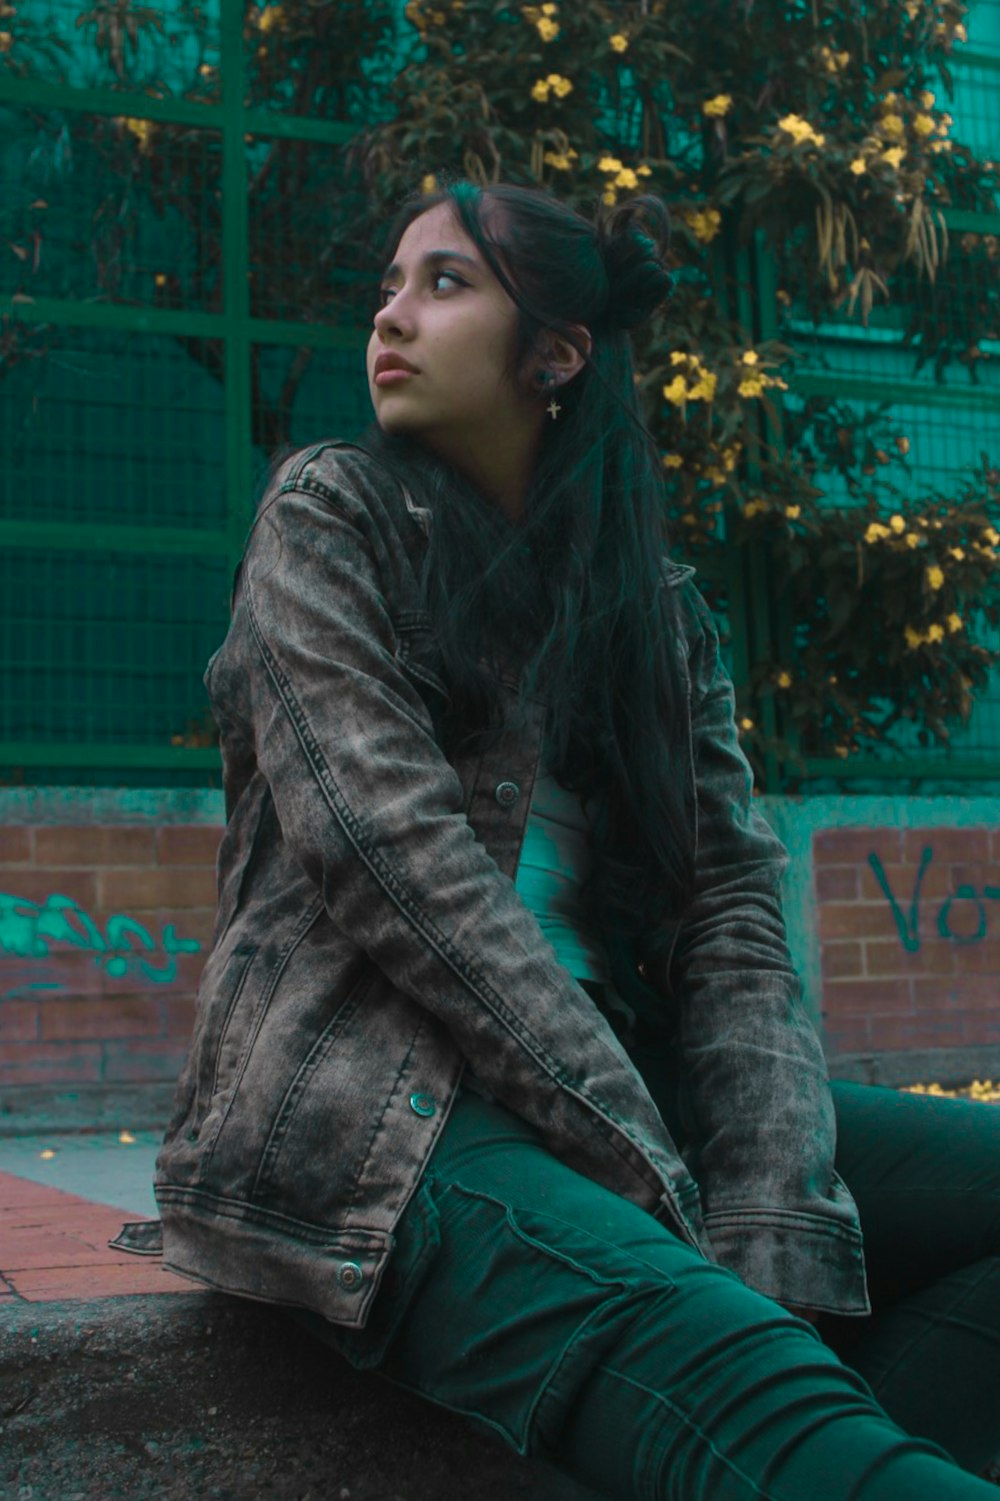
[378,286,396,306]
[432,270,466,292]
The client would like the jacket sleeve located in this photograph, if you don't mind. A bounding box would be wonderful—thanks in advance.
[669,581,870,1314]
[224,460,710,1243]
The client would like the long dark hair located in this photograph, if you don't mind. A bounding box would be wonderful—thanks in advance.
[357,179,696,999]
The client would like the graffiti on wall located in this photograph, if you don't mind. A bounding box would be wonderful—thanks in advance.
[869,848,1000,954]
[0,891,202,999]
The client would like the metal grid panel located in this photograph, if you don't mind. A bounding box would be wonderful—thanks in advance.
[1,103,223,312]
[1,326,227,529]
[5,0,222,90]
[0,549,229,744]
[249,339,372,467]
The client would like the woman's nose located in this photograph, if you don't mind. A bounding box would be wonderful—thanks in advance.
[373,295,410,337]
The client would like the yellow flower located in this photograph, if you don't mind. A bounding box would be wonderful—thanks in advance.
[615,168,639,189]
[881,147,904,169]
[597,155,623,173]
[785,504,802,519]
[543,151,573,171]
[154,272,168,287]
[703,465,726,484]
[531,79,551,102]
[739,716,755,731]
[947,612,964,633]
[896,436,910,455]
[536,16,559,39]
[123,118,155,152]
[637,164,652,176]
[904,625,925,649]
[849,157,868,176]
[912,113,936,137]
[741,349,759,366]
[541,2,557,12]
[864,522,891,542]
[905,533,920,548]
[721,444,741,471]
[602,188,617,206]
[682,208,722,243]
[878,113,905,140]
[889,513,906,533]
[662,375,688,406]
[609,32,628,52]
[669,351,688,365]
[926,623,945,643]
[744,498,770,518]
[926,564,945,590]
[547,73,573,97]
[687,372,717,401]
[919,90,936,109]
[703,94,733,118]
[948,546,965,560]
[662,453,684,469]
[984,527,1000,545]
[420,173,438,195]
[834,744,850,758]
[777,113,825,147]
[836,50,850,68]
[776,670,793,688]
[739,375,765,398]
[955,22,967,41]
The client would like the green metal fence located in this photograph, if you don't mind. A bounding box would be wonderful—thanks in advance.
[0,0,998,791]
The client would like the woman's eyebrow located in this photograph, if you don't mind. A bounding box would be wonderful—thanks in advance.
[381,248,480,282]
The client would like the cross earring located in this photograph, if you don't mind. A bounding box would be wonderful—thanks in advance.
[538,369,561,420]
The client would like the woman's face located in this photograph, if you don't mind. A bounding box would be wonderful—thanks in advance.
[367,201,540,492]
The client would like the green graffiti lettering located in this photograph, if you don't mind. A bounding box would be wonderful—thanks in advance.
[0,889,201,989]
[867,847,932,954]
[938,885,988,945]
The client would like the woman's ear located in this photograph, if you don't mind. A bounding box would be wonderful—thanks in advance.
[534,324,592,388]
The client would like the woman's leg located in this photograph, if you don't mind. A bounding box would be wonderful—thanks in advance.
[822,1081,1000,1473]
[305,1086,997,1501]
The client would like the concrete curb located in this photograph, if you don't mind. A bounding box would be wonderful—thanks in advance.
[1,1292,602,1501]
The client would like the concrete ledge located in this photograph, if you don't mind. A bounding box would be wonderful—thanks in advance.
[0,1084,177,1136]
[828,1045,1000,1089]
[1,1292,603,1501]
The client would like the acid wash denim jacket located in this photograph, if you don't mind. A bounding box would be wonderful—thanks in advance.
[116,440,869,1327]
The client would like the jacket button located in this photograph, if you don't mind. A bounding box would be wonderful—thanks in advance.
[338,1262,363,1292]
[494,781,520,807]
[409,1092,436,1118]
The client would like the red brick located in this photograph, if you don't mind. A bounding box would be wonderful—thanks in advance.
[97,867,217,912]
[39,997,161,1043]
[870,1014,968,1051]
[960,1016,1000,1046]
[821,1016,871,1053]
[101,1038,188,1083]
[991,829,1000,864]
[864,939,955,977]
[903,827,990,863]
[153,907,217,947]
[820,943,863,979]
[952,942,1000,975]
[912,976,1000,1011]
[813,829,903,865]
[821,977,912,1015]
[0,827,31,863]
[814,867,859,901]
[0,1042,102,1087]
[0,871,98,910]
[0,1000,39,1041]
[858,859,951,905]
[157,994,198,1038]
[817,904,900,940]
[34,826,156,867]
[156,825,224,866]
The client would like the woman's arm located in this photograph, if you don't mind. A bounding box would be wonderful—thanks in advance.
[668,582,869,1315]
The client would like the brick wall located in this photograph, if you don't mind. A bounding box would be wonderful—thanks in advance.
[815,826,1000,1058]
[0,824,221,1094]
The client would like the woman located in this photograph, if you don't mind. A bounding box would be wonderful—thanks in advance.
[128,181,1000,1498]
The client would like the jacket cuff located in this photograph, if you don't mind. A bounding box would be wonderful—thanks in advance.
[704,1209,871,1316]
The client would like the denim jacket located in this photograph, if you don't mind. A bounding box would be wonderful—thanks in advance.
[120,441,869,1325]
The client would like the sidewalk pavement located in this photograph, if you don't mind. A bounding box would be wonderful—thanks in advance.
[0,1127,599,1501]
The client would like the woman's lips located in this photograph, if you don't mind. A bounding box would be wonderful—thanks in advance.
[374,368,417,387]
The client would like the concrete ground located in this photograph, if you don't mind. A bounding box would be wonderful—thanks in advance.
[0,1127,600,1501]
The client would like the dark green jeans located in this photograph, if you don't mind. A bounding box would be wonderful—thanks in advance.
[296,1077,1000,1500]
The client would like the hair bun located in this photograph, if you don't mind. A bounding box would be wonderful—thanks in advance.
[597,194,675,330]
